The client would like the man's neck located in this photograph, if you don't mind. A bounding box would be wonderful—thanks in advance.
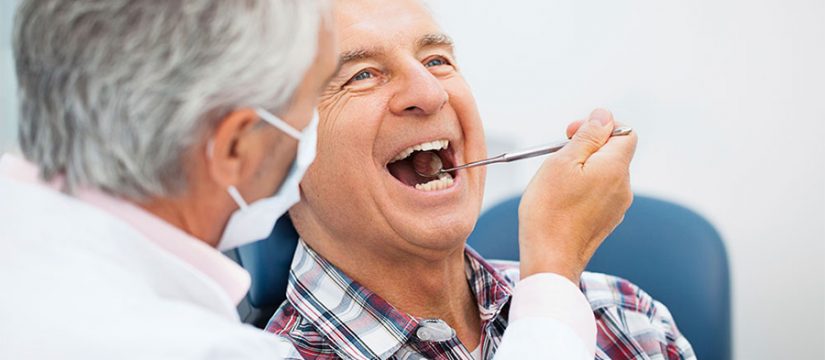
[299,226,482,351]
[139,185,231,248]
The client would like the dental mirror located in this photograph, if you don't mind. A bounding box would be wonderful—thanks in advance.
[414,127,633,178]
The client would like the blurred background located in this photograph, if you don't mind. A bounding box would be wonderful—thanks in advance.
[427,1,824,359]
[2,0,823,359]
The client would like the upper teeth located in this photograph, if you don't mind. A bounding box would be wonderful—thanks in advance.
[390,139,449,163]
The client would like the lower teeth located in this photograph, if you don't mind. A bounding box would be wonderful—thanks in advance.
[414,173,454,191]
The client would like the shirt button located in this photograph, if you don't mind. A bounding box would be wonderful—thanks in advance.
[416,319,456,342]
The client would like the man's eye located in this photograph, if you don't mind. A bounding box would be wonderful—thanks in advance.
[425,57,449,67]
[342,69,378,87]
[351,70,374,82]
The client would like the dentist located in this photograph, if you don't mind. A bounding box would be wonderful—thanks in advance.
[2,0,336,358]
[2,0,635,359]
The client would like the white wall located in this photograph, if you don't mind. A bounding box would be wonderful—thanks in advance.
[1,0,823,358]
[427,0,825,359]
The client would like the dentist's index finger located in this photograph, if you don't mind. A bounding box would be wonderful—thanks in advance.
[557,109,615,164]
[566,119,586,139]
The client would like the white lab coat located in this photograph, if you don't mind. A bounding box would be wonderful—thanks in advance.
[0,176,298,359]
[0,172,589,359]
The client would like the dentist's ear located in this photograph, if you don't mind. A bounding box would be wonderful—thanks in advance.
[207,108,267,188]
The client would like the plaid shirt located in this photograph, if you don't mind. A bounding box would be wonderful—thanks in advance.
[266,240,695,360]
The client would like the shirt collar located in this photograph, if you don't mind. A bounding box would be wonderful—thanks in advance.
[464,246,515,321]
[286,239,513,360]
[0,153,251,305]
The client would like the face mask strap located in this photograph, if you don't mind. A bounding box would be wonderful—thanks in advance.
[227,185,250,211]
[255,108,302,140]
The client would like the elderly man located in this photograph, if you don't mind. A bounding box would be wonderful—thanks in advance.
[265,0,696,359]
[0,0,336,358]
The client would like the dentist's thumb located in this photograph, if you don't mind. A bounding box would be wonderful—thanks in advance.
[558,108,615,164]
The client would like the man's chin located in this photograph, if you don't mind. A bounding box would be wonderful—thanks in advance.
[388,212,478,251]
[376,169,484,253]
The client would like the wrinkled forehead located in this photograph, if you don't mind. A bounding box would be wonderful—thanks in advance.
[333,0,446,55]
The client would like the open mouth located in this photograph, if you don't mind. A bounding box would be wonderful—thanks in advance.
[386,139,458,192]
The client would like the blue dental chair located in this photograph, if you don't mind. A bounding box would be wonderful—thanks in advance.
[466,194,732,360]
[229,194,731,360]
[225,215,299,329]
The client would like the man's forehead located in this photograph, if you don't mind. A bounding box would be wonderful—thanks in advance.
[334,0,433,25]
[334,0,444,48]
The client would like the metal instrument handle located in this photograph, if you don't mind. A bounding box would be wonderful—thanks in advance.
[440,127,633,173]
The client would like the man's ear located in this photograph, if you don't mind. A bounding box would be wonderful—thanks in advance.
[208,108,262,187]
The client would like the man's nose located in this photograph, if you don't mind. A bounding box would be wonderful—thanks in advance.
[388,62,449,117]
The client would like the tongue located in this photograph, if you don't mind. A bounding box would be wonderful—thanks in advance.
[388,152,441,187]
[412,151,443,177]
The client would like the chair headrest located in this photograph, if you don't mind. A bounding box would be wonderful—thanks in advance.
[234,214,299,308]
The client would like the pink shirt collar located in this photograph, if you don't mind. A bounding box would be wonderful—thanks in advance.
[0,153,251,305]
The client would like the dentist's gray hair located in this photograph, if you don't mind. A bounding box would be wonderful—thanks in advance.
[13,0,328,200]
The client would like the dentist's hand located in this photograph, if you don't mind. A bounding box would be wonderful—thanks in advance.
[518,109,637,283]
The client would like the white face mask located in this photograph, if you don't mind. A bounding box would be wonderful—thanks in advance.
[215,108,318,251]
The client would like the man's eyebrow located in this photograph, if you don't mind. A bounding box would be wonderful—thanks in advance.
[334,33,454,72]
[418,33,454,50]
[337,47,382,67]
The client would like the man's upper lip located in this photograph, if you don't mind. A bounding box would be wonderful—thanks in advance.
[384,135,458,165]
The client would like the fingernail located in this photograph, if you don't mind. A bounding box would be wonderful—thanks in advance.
[589,109,612,126]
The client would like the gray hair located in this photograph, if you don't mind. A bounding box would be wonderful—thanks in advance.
[13,0,328,200]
